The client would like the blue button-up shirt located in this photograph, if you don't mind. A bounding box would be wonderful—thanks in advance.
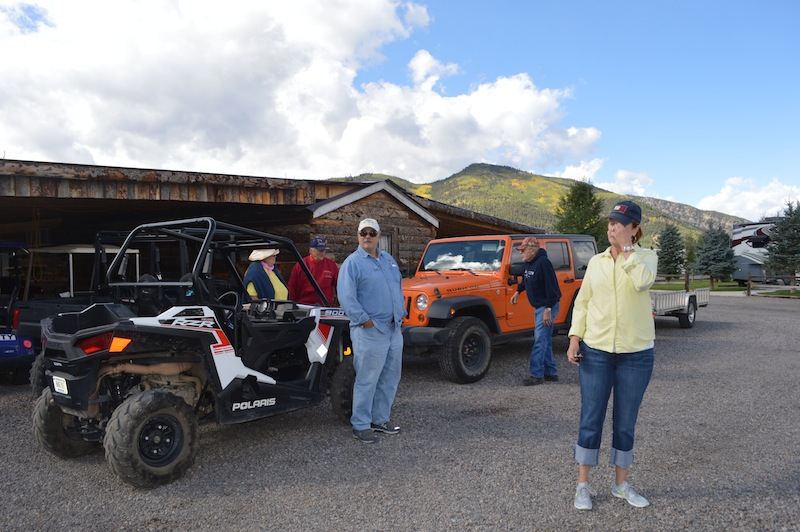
[338,246,406,333]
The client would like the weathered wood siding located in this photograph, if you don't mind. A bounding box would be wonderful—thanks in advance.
[311,190,434,273]
[0,160,314,205]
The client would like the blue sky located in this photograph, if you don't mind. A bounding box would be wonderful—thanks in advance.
[1,1,798,222]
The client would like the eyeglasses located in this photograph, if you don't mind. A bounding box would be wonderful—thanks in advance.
[359,229,378,237]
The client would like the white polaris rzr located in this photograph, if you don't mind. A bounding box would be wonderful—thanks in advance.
[33,218,355,488]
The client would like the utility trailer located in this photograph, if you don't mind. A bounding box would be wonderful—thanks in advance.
[650,288,710,328]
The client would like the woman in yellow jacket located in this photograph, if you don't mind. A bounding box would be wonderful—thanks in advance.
[567,200,658,511]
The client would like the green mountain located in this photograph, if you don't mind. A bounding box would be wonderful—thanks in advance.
[341,163,748,247]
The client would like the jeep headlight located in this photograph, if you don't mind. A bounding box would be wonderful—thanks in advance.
[415,293,429,311]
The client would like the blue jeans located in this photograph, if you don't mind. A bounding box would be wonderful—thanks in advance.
[574,342,653,468]
[350,322,403,430]
[529,302,560,378]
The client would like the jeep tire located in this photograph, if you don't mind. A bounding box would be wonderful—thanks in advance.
[439,316,492,383]
[329,355,355,424]
[104,390,199,489]
[33,388,101,458]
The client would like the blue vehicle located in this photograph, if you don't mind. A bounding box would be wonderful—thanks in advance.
[0,241,36,383]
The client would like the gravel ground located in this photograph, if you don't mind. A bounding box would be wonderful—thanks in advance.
[1,295,799,531]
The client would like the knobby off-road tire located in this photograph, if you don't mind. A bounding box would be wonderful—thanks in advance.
[438,316,492,384]
[678,300,697,329]
[104,390,199,489]
[30,351,47,398]
[32,388,101,458]
[329,355,355,424]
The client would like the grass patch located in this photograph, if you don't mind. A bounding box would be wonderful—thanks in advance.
[756,289,800,298]
[651,279,744,292]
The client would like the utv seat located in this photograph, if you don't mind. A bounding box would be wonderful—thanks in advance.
[135,274,164,317]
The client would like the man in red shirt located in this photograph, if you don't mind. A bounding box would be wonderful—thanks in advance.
[287,236,339,305]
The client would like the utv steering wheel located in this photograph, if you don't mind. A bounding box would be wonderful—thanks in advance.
[217,290,240,322]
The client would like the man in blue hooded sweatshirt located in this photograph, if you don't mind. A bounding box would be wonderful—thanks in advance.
[510,236,562,385]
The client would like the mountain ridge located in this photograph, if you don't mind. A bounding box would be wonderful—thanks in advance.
[338,163,748,245]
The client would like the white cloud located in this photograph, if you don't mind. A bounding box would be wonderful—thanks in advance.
[697,177,800,221]
[408,50,459,91]
[595,170,653,196]
[0,0,600,183]
[552,158,605,182]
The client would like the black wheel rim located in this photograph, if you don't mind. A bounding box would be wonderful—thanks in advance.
[138,414,184,467]
[462,333,486,369]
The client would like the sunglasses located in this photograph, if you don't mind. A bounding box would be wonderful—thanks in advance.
[359,229,378,237]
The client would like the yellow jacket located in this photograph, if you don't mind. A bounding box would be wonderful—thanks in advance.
[568,245,658,353]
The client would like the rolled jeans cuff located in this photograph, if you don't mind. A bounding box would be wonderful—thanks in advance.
[609,447,634,469]
[575,444,635,469]
[574,443,599,466]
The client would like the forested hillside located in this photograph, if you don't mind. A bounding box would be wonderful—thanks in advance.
[338,163,748,246]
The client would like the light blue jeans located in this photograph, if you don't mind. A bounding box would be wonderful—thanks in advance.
[529,302,560,378]
[574,342,653,468]
[350,322,403,431]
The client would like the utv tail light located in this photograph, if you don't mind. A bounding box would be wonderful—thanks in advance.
[22,339,33,349]
[78,332,113,355]
[109,337,132,353]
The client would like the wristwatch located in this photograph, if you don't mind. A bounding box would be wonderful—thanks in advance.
[623,245,635,252]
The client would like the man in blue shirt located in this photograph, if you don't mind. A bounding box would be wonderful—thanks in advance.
[510,236,562,385]
[338,218,406,443]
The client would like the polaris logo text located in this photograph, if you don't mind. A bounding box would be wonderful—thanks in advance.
[232,398,277,411]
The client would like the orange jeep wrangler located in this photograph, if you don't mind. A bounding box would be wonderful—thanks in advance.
[401,234,597,383]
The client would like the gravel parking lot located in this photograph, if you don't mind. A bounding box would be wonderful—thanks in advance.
[1,295,799,531]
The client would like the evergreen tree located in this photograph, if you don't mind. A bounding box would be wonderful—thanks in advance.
[657,223,685,276]
[766,201,800,288]
[684,234,699,274]
[693,225,736,289]
[554,180,608,248]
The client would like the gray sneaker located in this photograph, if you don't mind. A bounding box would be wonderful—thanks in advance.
[574,483,596,510]
[611,482,650,507]
[352,428,378,444]
[371,422,401,434]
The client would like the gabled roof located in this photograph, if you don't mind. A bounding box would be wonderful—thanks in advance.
[309,180,439,228]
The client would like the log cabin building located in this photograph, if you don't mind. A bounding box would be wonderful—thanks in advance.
[0,159,541,291]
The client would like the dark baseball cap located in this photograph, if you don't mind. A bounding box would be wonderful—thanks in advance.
[608,200,642,225]
[309,236,330,251]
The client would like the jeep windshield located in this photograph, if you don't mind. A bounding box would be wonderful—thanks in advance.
[419,239,505,273]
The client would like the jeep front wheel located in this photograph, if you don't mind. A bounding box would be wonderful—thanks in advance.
[439,316,492,384]
[32,388,101,458]
[104,390,199,489]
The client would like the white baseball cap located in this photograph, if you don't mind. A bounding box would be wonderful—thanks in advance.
[358,218,380,233]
